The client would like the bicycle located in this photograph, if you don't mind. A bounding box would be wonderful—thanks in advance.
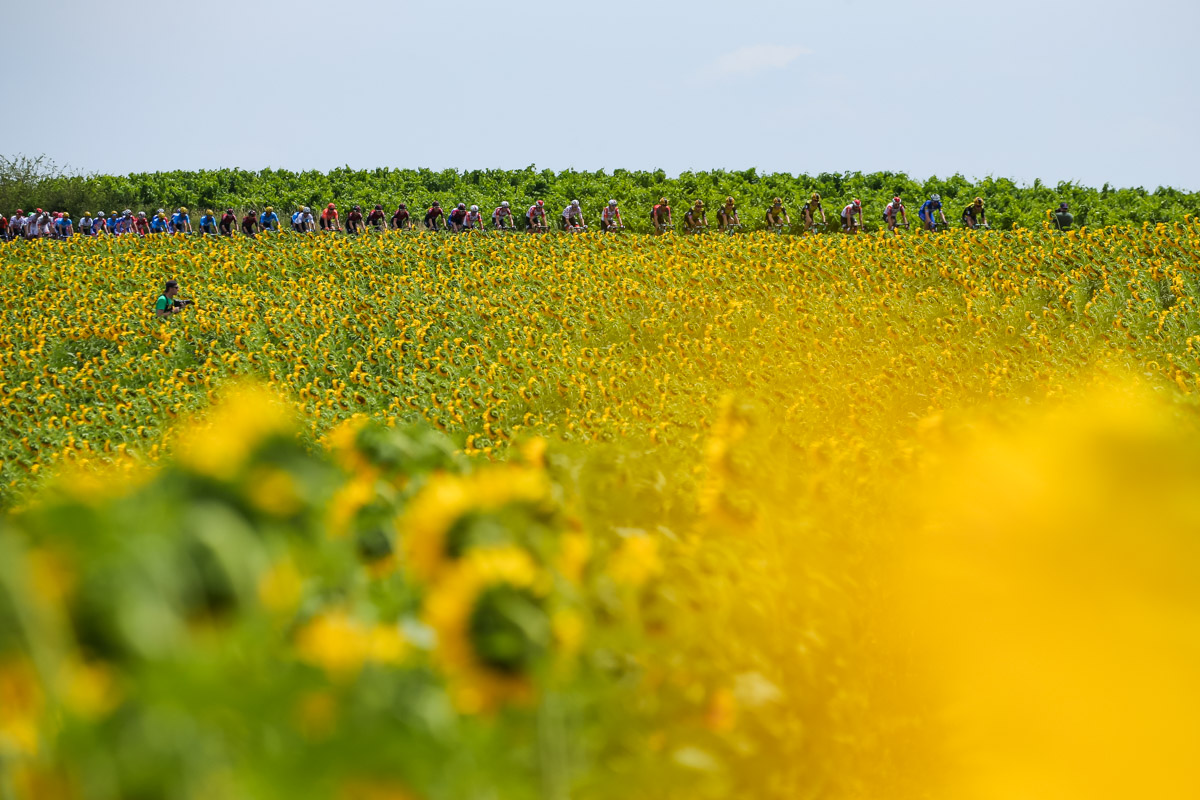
[720,223,742,235]
[599,223,626,234]
[684,224,708,235]
[565,223,590,234]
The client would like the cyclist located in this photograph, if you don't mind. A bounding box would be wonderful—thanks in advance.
[391,204,411,230]
[367,204,386,232]
[172,207,192,234]
[716,196,740,231]
[600,199,623,231]
[883,196,908,231]
[259,206,280,232]
[347,205,365,234]
[55,212,73,238]
[150,211,171,234]
[492,201,515,230]
[424,201,445,231]
[291,207,305,232]
[1052,202,1073,231]
[447,203,468,232]
[650,197,672,233]
[121,210,139,235]
[801,192,826,231]
[199,209,219,235]
[320,202,341,232]
[962,197,988,229]
[562,199,585,231]
[765,197,790,231]
[219,208,237,235]
[526,199,548,232]
[840,198,863,233]
[241,209,259,236]
[135,211,150,236]
[77,211,93,237]
[918,194,947,231]
[464,204,484,231]
[683,200,707,232]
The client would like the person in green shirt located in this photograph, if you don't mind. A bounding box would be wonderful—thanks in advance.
[155,280,191,318]
[1053,202,1074,231]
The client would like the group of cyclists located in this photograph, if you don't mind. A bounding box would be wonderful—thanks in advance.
[1,193,1020,242]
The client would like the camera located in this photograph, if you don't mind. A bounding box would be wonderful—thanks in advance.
[173,299,194,309]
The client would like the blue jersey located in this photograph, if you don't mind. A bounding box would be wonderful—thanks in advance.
[199,215,217,229]
[260,212,279,228]
[171,213,189,230]
[150,217,169,233]
[919,200,941,222]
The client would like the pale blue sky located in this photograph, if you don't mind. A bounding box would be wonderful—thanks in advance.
[5,0,1197,189]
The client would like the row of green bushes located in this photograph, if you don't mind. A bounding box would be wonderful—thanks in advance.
[3,155,1197,232]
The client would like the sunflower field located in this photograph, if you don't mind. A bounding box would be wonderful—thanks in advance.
[3,222,1200,799]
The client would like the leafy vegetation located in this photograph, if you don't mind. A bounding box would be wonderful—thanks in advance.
[3,155,1199,231]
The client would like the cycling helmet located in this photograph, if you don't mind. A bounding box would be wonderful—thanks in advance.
[354,205,362,211]
[659,197,668,204]
[571,199,580,207]
[158,212,166,219]
[695,200,704,207]
[608,199,618,206]
[157,208,165,214]
[398,203,407,209]
[266,206,273,212]
[457,203,466,210]
[97,212,105,217]
[303,207,311,213]
[536,200,544,207]
[811,192,821,201]
[139,211,147,218]
[433,201,441,206]
[853,199,862,207]
[931,194,941,203]
[205,209,213,215]
[328,203,335,209]
[893,196,901,204]
[13,209,21,215]
[773,197,782,205]
[501,201,510,208]
[374,204,382,210]
[974,197,984,206]
[124,209,132,215]
[726,196,735,204]
[180,207,188,213]
[81,211,89,217]
[470,205,479,212]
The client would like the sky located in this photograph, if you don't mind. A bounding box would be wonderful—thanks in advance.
[4,0,1198,190]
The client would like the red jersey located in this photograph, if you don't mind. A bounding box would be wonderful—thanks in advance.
[652,204,671,220]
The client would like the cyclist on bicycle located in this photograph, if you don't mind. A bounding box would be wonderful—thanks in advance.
[367,204,386,232]
[883,196,908,231]
[345,205,366,234]
[320,203,341,232]
[840,199,863,233]
[600,199,623,231]
[391,204,411,230]
[199,209,219,235]
[447,203,468,232]
[241,209,259,236]
[919,194,947,231]
[219,208,237,235]
[493,201,514,229]
[716,196,740,231]
[683,200,707,232]
[464,205,484,230]
[651,197,672,234]
[765,197,790,231]
[172,207,193,234]
[424,201,444,231]
[135,212,150,236]
[259,206,279,232]
[527,200,548,232]
[961,197,988,229]
[801,192,825,231]
[562,199,585,231]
